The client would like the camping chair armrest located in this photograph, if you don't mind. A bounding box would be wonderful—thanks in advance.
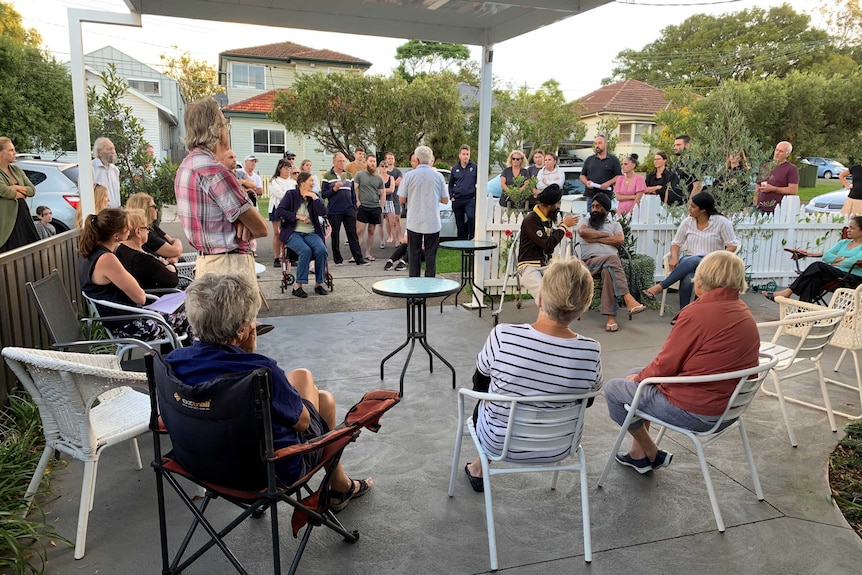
[783,247,822,260]
[343,389,400,431]
[269,426,360,462]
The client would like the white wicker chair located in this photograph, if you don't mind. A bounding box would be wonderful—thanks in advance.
[824,285,862,420]
[2,347,150,559]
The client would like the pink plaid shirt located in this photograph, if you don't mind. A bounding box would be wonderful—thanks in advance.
[175,147,254,254]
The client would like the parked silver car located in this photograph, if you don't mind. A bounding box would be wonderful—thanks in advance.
[804,186,850,214]
[16,159,80,231]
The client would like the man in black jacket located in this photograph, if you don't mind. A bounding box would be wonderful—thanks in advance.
[449,145,478,240]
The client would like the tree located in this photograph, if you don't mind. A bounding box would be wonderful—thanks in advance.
[160,46,225,103]
[0,1,74,153]
[0,1,41,47]
[395,40,470,81]
[88,64,151,202]
[270,71,467,164]
[606,4,832,90]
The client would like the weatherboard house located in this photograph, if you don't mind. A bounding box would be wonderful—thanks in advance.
[219,41,371,178]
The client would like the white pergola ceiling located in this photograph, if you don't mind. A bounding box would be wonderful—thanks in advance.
[122,0,611,45]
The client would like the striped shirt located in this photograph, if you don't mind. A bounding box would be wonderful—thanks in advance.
[475,323,602,461]
[175,147,254,255]
[671,215,738,257]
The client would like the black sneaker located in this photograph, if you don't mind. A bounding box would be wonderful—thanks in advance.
[292,287,308,298]
[357,260,371,266]
[383,260,394,271]
[394,261,407,271]
[314,285,329,295]
[273,258,280,267]
[614,452,653,474]
[651,450,673,470]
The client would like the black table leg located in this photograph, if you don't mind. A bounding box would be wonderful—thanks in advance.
[381,297,456,397]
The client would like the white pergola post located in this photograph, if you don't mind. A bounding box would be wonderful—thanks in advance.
[68,9,141,216]
[470,38,494,307]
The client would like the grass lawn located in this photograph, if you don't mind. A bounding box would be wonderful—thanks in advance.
[799,179,844,203]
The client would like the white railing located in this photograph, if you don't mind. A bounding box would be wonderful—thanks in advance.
[479,195,847,293]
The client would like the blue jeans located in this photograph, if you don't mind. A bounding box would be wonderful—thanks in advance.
[659,255,702,309]
[286,232,327,286]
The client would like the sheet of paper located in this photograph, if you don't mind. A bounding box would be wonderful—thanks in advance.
[143,291,186,314]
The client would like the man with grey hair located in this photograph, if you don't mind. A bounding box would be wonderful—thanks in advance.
[165,272,373,506]
[398,145,449,277]
[755,140,799,213]
[174,97,268,284]
[92,136,121,208]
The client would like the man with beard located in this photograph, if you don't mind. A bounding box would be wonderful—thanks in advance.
[516,184,579,304]
[579,134,621,205]
[671,134,702,204]
[578,193,645,332]
[92,137,121,208]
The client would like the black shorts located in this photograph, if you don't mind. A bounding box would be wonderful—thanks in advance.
[298,399,330,476]
[357,206,382,225]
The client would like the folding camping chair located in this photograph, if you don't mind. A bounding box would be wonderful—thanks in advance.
[146,353,399,575]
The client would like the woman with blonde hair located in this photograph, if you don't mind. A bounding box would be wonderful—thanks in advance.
[498,150,530,207]
[126,192,183,261]
[75,184,110,229]
[116,208,179,290]
[604,251,758,474]
[463,258,603,491]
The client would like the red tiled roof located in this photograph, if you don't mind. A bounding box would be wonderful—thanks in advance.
[577,79,668,116]
[221,41,371,66]
[223,90,284,113]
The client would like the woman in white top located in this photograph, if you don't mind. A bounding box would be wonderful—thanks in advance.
[642,192,739,311]
[300,159,320,192]
[463,258,602,492]
[535,152,565,192]
[269,159,296,266]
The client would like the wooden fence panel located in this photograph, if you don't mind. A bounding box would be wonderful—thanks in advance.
[0,230,81,405]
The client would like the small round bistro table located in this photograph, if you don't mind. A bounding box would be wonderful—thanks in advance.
[439,240,498,317]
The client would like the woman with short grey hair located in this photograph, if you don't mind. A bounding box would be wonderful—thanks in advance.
[168,272,373,507]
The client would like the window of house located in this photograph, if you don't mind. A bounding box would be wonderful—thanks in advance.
[253,129,285,154]
[634,123,653,144]
[231,63,265,90]
[127,79,160,95]
[618,123,633,144]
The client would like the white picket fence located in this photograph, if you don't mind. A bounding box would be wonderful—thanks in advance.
[478,194,848,294]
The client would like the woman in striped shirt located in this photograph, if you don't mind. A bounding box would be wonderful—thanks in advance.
[641,192,739,312]
[464,259,603,492]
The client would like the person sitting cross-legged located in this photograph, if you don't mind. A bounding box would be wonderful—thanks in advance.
[464,258,603,491]
[517,184,579,304]
[165,272,372,509]
[603,251,759,474]
[578,193,645,332]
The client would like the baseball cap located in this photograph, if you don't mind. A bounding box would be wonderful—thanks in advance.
[283,150,296,158]
[244,154,257,162]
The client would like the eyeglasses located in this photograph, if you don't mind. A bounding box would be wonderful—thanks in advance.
[512,157,523,161]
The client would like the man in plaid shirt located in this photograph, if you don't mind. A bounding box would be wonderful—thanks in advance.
[175,97,268,284]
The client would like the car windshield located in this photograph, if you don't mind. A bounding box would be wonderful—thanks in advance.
[62,165,79,185]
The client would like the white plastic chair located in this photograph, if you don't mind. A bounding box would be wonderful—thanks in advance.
[81,292,186,355]
[597,353,779,533]
[447,387,601,570]
[758,297,847,445]
[823,285,862,420]
[2,347,150,559]
[659,252,681,317]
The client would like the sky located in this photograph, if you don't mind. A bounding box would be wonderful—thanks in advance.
[15,0,820,100]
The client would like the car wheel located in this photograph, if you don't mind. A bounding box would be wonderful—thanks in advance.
[52,219,72,233]
[823,171,832,179]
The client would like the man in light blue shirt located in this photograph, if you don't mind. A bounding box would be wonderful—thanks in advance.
[398,145,449,277]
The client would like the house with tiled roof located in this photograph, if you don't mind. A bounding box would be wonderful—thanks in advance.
[219,41,371,178]
[576,79,670,160]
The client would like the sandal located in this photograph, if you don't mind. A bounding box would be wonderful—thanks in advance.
[605,322,619,332]
[365,255,376,262]
[641,289,657,301]
[330,477,372,512]
[465,464,484,492]
[764,292,776,302]
[627,304,646,318]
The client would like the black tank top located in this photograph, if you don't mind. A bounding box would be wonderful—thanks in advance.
[78,245,137,318]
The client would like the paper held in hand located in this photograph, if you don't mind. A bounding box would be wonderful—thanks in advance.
[144,291,186,314]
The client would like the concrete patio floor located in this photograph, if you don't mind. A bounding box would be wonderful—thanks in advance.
[30,247,862,574]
